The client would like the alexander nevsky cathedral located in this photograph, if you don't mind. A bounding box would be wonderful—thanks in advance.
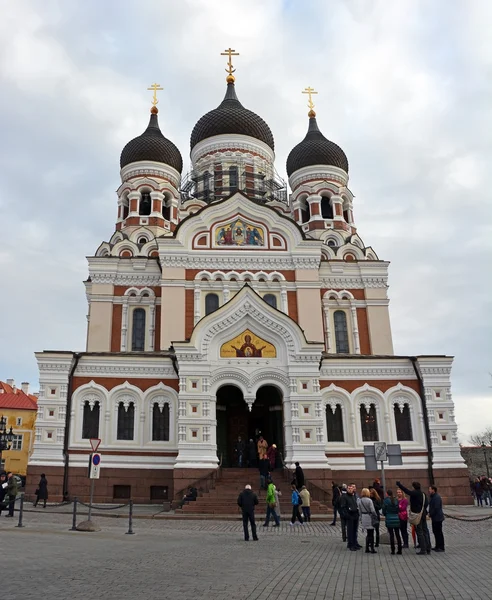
[27,50,470,506]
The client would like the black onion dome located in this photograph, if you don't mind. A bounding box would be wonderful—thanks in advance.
[190,82,274,151]
[286,116,348,176]
[120,109,183,173]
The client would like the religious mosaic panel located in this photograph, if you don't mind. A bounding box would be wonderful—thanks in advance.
[214,218,264,247]
[220,329,276,358]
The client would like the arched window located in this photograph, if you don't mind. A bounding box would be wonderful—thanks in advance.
[321,197,333,219]
[394,403,413,441]
[152,402,170,441]
[162,198,171,221]
[334,310,349,353]
[117,401,135,440]
[300,199,310,224]
[132,308,146,351]
[82,401,100,439]
[360,403,378,441]
[122,196,129,219]
[139,192,152,216]
[263,294,277,309]
[205,293,219,315]
[326,404,344,442]
[229,166,238,190]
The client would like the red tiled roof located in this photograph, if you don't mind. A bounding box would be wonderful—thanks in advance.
[0,387,38,411]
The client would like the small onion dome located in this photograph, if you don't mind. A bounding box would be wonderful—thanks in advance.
[286,114,348,176]
[120,107,183,173]
[190,82,274,151]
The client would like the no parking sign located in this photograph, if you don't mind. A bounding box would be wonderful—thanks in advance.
[88,452,102,479]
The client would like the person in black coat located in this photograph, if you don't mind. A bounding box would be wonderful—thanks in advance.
[237,485,259,541]
[428,485,445,552]
[396,480,431,554]
[338,483,360,550]
[259,456,270,490]
[34,474,48,508]
[294,462,305,488]
[330,482,341,526]
[247,439,257,468]
[0,472,7,515]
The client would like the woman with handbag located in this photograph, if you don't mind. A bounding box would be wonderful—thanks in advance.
[357,488,378,554]
[383,489,402,555]
[34,473,48,508]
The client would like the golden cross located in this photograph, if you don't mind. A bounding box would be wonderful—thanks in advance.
[147,83,163,106]
[221,48,240,76]
[302,86,318,110]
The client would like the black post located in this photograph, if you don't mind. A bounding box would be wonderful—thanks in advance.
[70,498,78,531]
[16,495,25,528]
[126,500,134,535]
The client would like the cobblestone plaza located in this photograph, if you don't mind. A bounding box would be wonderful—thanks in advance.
[2,511,492,600]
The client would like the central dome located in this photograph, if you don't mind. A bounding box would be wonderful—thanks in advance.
[190,82,274,151]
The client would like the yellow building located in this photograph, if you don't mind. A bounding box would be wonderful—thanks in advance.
[0,380,38,476]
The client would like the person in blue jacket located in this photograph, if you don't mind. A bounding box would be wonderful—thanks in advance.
[290,483,304,525]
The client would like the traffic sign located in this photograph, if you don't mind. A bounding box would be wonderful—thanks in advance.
[90,438,101,452]
[88,452,102,479]
[374,441,387,461]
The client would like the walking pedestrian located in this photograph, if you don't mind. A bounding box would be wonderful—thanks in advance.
[383,489,402,555]
[299,485,311,522]
[293,462,305,488]
[34,473,49,508]
[330,482,341,526]
[396,481,431,555]
[257,436,268,460]
[259,455,270,490]
[429,485,445,552]
[237,484,259,541]
[263,479,280,527]
[358,488,378,554]
[339,483,360,550]
[4,472,18,517]
[474,477,484,507]
[290,483,304,525]
[267,444,277,471]
[338,484,348,541]
[369,488,382,547]
[396,488,409,548]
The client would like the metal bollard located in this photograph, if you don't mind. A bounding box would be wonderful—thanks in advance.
[126,499,134,535]
[16,495,25,528]
[70,498,78,531]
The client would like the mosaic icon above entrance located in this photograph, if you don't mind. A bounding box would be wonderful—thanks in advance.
[220,329,276,358]
[214,218,264,247]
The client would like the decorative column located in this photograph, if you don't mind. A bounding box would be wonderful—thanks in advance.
[323,303,332,352]
[150,191,164,217]
[350,303,361,354]
[148,304,156,352]
[280,285,288,314]
[307,194,323,220]
[128,191,140,216]
[120,299,129,351]
[331,195,344,221]
[194,284,201,325]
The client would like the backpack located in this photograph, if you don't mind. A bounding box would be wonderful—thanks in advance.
[297,491,303,506]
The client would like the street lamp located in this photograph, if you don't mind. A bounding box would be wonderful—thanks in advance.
[481,442,490,479]
[0,415,14,470]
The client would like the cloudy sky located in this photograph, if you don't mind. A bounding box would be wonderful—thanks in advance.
[1,0,491,442]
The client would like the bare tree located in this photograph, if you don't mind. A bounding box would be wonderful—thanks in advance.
[469,427,492,446]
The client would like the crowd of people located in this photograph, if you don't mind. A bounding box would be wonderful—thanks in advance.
[0,472,48,516]
[471,476,492,506]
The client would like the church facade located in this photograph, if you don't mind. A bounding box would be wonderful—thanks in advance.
[27,59,470,505]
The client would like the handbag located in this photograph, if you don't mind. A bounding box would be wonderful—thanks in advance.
[269,502,277,509]
[361,500,378,527]
[408,493,425,525]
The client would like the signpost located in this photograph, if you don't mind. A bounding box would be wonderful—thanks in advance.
[374,442,387,493]
[76,439,102,531]
[364,442,403,495]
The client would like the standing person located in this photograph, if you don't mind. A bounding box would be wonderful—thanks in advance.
[339,483,360,550]
[34,473,49,508]
[383,489,403,555]
[4,472,18,518]
[396,481,431,555]
[299,485,311,522]
[237,484,259,541]
[369,488,382,547]
[373,478,384,500]
[338,484,348,541]
[474,477,484,507]
[396,488,409,548]
[294,462,305,488]
[429,485,445,552]
[358,488,378,554]
[247,439,257,468]
[267,444,277,471]
[234,436,245,468]
[263,479,280,527]
[0,472,7,515]
[259,454,270,490]
[274,486,282,520]
[480,476,491,506]
[290,483,304,525]
[330,482,341,526]
[257,436,268,461]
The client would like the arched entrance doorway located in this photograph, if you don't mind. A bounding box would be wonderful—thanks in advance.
[216,384,284,467]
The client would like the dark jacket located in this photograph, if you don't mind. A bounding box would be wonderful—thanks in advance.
[428,492,444,522]
[382,497,400,528]
[332,485,341,507]
[247,441,256,461]
[294,465,305,488]
[371,497,382,521]
[259,458,270,476]
[234,440,245,455]
[37,476,49,500]
[237,489,259,514]
[338,492,359,520]
[6,476,18,498]
[396,482,428,515]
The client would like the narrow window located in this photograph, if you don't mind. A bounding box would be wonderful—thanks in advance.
[300,199,310,223]
[152,403,170,441]
[139,192,152,216]
[263,294,277,309]
[132,308,146,351]
[360,404,378,442]
[394,403,413,441]
[117,402,135,440]
[203,170,210,201]
[334,310,350,353]
[326,404,344,442]
[321,197,333,219]
[229,166,238,190]
[162,198,171,221]
[82,401,100,439]
[205,293,219,315]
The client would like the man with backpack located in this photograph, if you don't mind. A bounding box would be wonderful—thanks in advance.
[290,483,304,525]
[396,480,431,555]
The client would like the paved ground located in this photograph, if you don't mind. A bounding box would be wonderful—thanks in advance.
[2,508,492,600]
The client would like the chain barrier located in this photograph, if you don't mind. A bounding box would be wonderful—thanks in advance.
[443,512,492,523]
[76,500,129,510]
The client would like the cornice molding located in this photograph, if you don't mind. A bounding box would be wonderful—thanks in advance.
[90,272,161,286]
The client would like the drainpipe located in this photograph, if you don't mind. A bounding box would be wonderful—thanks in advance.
[63,352,82,499]
[410,357,434,485]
